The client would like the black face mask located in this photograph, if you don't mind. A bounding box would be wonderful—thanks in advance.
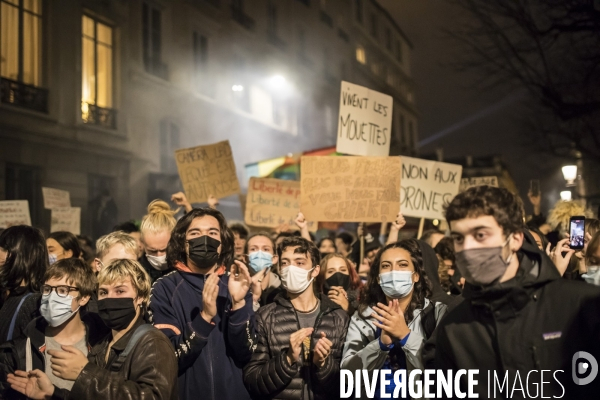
[323,272,351,294]
[188,235,221,270]
[97,298,138,330]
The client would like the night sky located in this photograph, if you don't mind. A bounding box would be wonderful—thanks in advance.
[377,0,567,215]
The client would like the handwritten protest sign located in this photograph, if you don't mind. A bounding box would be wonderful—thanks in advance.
[301,156,400,223]
[175,140,241,204]
[336,81,393,157]
[42,187,71,209]
[50,207,81,235]
[0,200,31,228]
[400,156,463,220]
[460,176,499,192]
[245,178,317,231]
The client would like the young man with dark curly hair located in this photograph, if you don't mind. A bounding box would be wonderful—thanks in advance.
[434,185,600,398]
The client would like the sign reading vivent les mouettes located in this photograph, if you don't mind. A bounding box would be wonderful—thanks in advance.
[336,81,393,157]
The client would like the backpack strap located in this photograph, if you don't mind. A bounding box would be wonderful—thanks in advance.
[420,301,437,340]
[109,324,154,372]
[7,293,34,341]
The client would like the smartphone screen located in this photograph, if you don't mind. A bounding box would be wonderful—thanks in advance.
[569,218,585,250]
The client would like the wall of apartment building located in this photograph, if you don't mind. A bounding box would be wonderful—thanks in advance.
[0,0,418,236]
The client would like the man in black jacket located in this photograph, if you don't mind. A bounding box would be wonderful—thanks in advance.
[243,237,349,400]
[434,186,600,398]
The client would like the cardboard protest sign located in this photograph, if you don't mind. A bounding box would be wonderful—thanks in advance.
[460,176,499,192]
[175,140,241,204]
[42,187,71,209]
[336,81,393,157]
[301,156,400,223]
[50,207,81,235]
[245,178,317,231]
[400,156,463,220]
[0,200,31,228]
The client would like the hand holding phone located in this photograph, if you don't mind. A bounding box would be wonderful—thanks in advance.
[569,216,585,250]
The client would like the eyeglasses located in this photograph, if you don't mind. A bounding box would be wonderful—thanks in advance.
[41,285,79,297]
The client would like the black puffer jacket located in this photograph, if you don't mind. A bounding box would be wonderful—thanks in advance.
[243,293,349,400]
[434,231,600,398]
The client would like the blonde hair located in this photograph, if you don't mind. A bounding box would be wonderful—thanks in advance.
[97,259,152,305]
[140,200,177,237]
[96,231,138,260]
[547,200,593,232]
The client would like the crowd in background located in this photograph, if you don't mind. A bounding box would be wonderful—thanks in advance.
[0,185,599,399]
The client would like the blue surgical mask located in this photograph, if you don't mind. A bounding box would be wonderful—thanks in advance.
[379,270,414,299]
[48,253,58,265]
[248,251,273,272]
[40,292,79,327]
[582,266,600,286]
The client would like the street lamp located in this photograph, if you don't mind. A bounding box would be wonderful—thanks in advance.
[561,165,577,186]
[560,190,572,201]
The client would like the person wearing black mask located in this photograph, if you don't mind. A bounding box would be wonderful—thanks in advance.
[149,207,255,400]
[6,259,178,400]
[316,253,363,316]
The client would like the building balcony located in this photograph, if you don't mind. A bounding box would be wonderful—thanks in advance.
[231,6,255,30]
[320,11,333,28]
[144,57,169,80]
[81,102,117,129]
[267,30,286,51]
[0,78,48,113]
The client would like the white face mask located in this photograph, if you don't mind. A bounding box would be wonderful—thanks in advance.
[146,254,168,271]
[280,265,315,294]
[582,266,600,286]
[40,292,79,327]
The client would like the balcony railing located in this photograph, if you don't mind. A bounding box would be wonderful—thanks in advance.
[0,78,48,113]
[267,30,286,51]
[231,6,255,30]
[144,57,169,80]
[82,102,116,129]
[320,11,333,28]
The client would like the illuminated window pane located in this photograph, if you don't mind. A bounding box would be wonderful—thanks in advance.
[81,16,113,116]
[1,2,19,80]
[23,0,42,15]
[22,10,41,85]
[82,15,94,38]
[97,43,112,107]
[356,46,366,64]
[82,36,95,104]
[97,23,112,46]
[1,0,42,86]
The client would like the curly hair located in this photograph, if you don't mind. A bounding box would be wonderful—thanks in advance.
[167,208,234,269]
[444,185,525,236]
[358,239,432,324]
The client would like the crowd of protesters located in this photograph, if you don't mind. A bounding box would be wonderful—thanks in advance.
[0,184,599,399]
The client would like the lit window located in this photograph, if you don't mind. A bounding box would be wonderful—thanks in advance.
[356,46,366,64]
[81,15,114,128]
[1,0,42,86]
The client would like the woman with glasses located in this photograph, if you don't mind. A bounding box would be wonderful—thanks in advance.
[0,226,48,344]
[1,258,107,398]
